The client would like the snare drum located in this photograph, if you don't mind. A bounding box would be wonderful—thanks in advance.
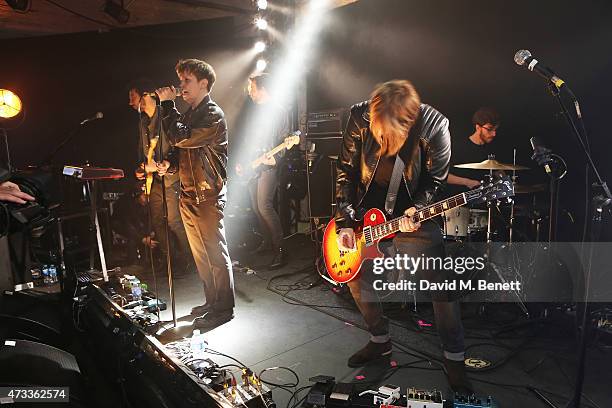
[443,208,489,239]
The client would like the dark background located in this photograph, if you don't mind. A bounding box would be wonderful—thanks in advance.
[1,0,611,239]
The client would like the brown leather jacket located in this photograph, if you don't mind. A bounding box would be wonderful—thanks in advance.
[335,101,451,229]
[161,95,228,204]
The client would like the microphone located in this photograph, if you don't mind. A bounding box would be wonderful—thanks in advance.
[143,87,183,99]
[514,50,565,88]
[80,112,104,125]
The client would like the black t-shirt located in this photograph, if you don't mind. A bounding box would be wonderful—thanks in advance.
[361,155,413,218]
[445,135,497,197]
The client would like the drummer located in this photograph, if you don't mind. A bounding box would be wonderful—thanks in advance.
[447,107,500,194]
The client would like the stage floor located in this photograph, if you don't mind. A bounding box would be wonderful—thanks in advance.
[124,234,611,408]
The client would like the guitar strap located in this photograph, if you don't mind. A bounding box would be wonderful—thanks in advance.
[384,154,406,216]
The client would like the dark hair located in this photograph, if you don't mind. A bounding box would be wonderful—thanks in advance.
[249,73,271,90]
[126,78,155,96]
[472,107,500,126]
[175,59,216,91]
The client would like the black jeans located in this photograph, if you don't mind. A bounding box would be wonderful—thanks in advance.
[248,168,283,249]
[180,198,235,312]
[346,220,465,361]
[148,179,190,262]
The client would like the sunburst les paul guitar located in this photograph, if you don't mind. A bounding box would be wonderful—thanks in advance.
[322,176,514,283]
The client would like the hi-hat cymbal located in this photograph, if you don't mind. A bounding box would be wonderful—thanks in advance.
[514,183,547,194]
[454,159,530,171]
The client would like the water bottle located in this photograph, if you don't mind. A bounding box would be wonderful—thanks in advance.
[131,282,142,301]
[190,330,206,358]
[48,265,58,284]
[42,265,50,285]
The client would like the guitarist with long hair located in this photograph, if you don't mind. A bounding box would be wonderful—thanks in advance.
[128,80,191,273]
[334,80,472,393]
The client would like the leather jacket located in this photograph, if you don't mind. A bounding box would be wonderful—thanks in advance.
[335,101,451,229]
[161,95,228,204]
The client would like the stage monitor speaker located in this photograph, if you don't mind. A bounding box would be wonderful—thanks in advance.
[0,339,86,405]
[306,136,342,218]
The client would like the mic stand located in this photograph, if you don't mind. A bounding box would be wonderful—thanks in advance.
[532,82,611,408]
[156,100,177,328]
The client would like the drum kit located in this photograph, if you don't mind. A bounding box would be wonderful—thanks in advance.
[443,153,547,243]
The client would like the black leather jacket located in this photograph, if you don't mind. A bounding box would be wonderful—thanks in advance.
[335,101,451,229]
[161,95,228,204]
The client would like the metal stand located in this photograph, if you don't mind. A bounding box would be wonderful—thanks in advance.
[86,180,109,282]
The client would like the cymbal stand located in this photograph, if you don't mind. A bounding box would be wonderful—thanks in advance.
[509,149,517,244]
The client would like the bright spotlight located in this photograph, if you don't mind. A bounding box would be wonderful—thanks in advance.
[256,59,267,71]
[255,17,268,30]
[254,41,266,53]
[256,0,268,10]
[0,89,22,119]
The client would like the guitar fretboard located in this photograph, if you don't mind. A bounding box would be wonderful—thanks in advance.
[366,193,467,243]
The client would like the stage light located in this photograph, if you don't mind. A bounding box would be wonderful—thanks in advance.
[3,0,31,12]
[0,89,22,119]
[256,0,268,10]
[256,59,267,71]
[103,0,130,24]
[255,17,268,30]
[254,41,266,53]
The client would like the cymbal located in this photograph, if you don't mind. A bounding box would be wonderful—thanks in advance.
[514,183,547,194]
[454,159,530,171]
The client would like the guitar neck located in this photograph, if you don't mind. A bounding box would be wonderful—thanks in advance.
[253,144,285,166]
[367,193,468,242]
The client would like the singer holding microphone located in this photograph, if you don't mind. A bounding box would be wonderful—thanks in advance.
[156,59,235,330]
[127,80,191,274]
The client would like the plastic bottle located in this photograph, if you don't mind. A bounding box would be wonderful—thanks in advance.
[190,329,206,358]
[48,265,58,284]
[42,265,50,285]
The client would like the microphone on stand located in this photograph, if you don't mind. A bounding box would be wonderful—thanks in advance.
[80,112,104,125]
[514,49,565,88]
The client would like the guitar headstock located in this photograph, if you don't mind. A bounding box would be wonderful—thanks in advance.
[465,176,515,205]
[284,131,301,149]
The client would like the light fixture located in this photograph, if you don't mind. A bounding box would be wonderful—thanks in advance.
[256,0,268,10]
[104,0,130,24]
[0,89,22,119]
[255,17,268,30]
[4,0,31,12]
[256,59,267,72]
[254,41,266,53]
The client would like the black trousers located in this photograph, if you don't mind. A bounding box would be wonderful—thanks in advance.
[180,198,235,312]
[248,168,284,249]
[346,221,465,361]
[148,179,190,263]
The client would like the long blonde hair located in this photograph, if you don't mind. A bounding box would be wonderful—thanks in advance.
[369,80,421,157]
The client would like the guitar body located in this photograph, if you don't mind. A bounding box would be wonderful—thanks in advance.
[323,208,391,283]
[144,137,159,196]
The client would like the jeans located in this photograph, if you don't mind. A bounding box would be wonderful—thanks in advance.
[248,168,284,249]
[346,220,465,361]
[180,198,235,312]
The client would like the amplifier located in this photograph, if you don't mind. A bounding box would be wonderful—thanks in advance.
[307,109,346,136]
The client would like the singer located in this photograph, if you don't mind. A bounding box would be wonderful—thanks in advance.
[156,59,235,329]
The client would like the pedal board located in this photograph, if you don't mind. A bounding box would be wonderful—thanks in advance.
[453,393,497,407]
[405,387,444,408]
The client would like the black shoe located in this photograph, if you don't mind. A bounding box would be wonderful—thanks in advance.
[444,358,474,394]
[251,240,272,255]
[191,303,213,316]
[268,248,286,270]
[347,340,392,367]
[193,310,234,329]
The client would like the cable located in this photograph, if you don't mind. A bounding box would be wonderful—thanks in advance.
[43,0,116,28]
[258,366,300,388]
